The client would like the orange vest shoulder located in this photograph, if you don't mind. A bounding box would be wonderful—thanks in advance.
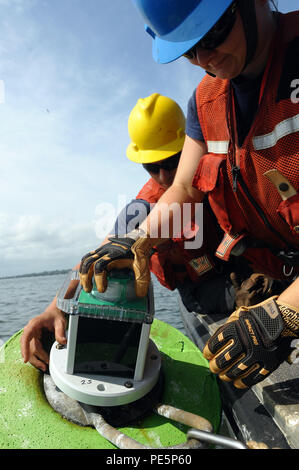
[136,178,165,204]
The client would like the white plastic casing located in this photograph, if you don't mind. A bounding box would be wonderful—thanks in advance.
[49,339,161,407]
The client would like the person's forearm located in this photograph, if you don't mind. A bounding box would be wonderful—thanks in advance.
[139,183,203,239]
[139,135,207,239]
[278,277,299,307]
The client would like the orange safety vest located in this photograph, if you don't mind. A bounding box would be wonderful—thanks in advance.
[193,12,299,280]
[136,178,223,290]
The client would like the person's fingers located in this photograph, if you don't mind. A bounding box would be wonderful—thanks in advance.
[79,249,101,274]
[21,309,67,364]
[22,337,48,372]
[54,315,67,345]
[30,353,48,372]
[20,323,40,362]
[32,338,49,367]
[20,332,31,362]
[94,271,108,293]
[230,272,240,290]
[94,258,134,292]
[79,247,110,292]
[131,247,151,297]
[30,356,48,372]
[203,319,243,373]
[93,255,112,292]
[79,262,96,292]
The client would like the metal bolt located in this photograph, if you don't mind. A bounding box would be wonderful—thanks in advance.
[279,182,289,192]
[124,381,133,388]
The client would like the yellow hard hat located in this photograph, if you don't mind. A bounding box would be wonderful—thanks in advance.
[126,93,185,164]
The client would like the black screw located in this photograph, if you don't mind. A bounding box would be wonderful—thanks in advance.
[279,182,289,192]
[124,381,133,388]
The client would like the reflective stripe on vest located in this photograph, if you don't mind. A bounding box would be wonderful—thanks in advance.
[253,114,299,151]
[207,140,229,154]
[208,114,299,153]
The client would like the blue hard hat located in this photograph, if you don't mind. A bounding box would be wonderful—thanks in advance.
[132,0,234,63]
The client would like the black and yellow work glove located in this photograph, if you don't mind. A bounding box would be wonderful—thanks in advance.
[79,229,157,297]
[203,296,299,389]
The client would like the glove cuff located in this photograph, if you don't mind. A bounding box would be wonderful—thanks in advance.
[127,228,165,254]
[249,296,284,343]
[276,299,299,338]
[126,228,148,241]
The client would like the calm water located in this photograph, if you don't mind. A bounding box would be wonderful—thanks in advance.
[0,272,186,344]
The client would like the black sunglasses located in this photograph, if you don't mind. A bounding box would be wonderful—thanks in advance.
[142,152,181,174]
[183,1,237,58]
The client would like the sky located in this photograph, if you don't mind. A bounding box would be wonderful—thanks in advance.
[0,0,298,277]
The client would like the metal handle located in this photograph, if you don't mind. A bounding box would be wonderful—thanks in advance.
[187,428,247,449]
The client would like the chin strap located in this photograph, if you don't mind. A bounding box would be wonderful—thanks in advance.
[238,0,258,72]
[206,71,216,78]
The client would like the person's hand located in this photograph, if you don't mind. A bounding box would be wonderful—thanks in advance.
[79,229,158,297]
[20,304,67,372]
[230,272,274,307]
[203,296,299,389]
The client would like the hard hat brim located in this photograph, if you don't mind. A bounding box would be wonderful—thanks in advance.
[147,0,233,64]
[126,133,185,164]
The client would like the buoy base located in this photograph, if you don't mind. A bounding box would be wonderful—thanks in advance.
[44,370,164,428]
[49,339,161,407]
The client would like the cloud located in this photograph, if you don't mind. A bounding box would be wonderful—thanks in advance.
[0,212,101,276]
[0,189,146,276]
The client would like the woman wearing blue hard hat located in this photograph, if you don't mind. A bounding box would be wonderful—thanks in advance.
[133,0,259,70]
[77,1,299,391]
[127,0,299,390]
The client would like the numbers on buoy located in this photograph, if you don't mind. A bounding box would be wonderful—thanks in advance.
[80,379,92,385]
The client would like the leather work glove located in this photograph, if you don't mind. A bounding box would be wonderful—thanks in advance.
[79,229,158,297]
[230,272,278,307]
[203,296,299,389]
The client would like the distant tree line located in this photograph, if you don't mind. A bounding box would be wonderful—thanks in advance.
[0,269,71,280]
